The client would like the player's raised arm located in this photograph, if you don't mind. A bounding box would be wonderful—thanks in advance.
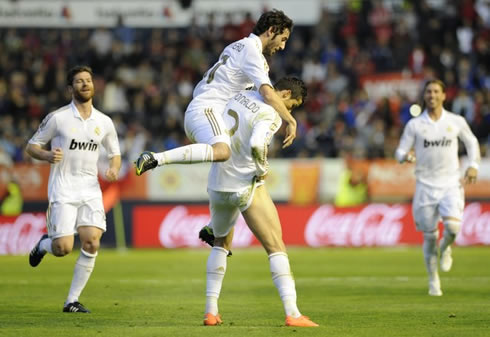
[250,117,276,178]
[259,84,296,148]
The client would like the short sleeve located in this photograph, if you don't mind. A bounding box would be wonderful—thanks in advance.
[29,112,58,146]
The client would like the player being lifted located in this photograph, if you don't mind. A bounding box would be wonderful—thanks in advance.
[27,66,121,313]
[201,77,318,327]
[395,79,480,296]
[134,10,296,175]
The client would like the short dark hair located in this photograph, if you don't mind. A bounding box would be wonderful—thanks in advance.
[252,9,293,36]
[424,79,446,92]
[274,77,307,104]
[67,65,93,86]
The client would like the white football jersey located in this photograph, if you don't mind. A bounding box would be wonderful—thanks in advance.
[188,33,272,110]
[29,102,120,203]
[208,90,282,192]
[395,109,480,188]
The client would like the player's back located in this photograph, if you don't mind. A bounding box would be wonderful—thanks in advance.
[208,90,280,192]
[189,34,270,110]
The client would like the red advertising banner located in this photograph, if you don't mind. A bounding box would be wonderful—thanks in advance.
[0,214,46,255]
[133,203,490,248]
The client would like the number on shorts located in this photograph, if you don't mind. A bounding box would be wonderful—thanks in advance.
[227,109,239,136]
[206,55,230,84]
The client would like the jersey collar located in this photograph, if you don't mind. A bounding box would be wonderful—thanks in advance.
[249,33,263,53]
[422,108,446,123]
[70,101,95,121]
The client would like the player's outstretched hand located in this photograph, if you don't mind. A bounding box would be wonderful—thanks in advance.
[105,167,119,182]
[464,167,478,184]
[48,148,63,163]
[282,121,297,148]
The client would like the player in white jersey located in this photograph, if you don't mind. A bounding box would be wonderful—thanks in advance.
[200,77,318,327]
[395,79,480,296]
[26,66,121,313]
[134,10,297,176]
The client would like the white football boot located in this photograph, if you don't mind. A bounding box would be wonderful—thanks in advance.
[428,274,443,296]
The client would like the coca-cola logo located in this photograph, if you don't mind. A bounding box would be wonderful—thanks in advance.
[457,203,490,245]
[0,214,46,255]
[158,206,254,248]
[304,204,406,247]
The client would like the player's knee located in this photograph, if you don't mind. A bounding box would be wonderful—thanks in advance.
[423,229,439,242]
[444,220,461,235]
[212,143,231,162]
[82,239,100,254]
[52,242,72,256]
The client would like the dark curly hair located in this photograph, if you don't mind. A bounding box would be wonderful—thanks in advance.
[274,77,307,105]
[252,9,293,38]
[67,65,93,86]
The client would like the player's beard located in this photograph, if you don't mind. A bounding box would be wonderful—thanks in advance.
[263,44,276,56]
[73,87,94,103]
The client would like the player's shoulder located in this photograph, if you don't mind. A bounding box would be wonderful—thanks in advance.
[92,107,114,123]
[444,110,466,123]
[40,104,71,125]
[227,34,257,54]
[405,115,421,128]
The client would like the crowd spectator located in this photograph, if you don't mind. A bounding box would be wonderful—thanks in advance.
[1,1,489,165]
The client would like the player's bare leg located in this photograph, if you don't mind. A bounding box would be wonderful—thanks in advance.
[440,216,461,272]
[63,226,103,313]
[242,185,318,327]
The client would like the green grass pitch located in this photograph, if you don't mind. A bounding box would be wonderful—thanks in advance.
[1,247,489,337]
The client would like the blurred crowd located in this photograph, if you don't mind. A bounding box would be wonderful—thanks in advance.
[0,0,489,168]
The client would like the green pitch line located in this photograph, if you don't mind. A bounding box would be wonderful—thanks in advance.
[1,247,489,337]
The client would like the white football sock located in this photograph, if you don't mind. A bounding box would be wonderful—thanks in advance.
[423,230,439,277]
[65,249,97,305]
[269,252,301,318]
[39,237,53,254]
[440,219,459,254]
[205,246,228,315]
[154,144,213,166]
[439,230,455,253]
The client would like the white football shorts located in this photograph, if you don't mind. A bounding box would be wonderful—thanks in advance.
[208,180,264,238]
[412,182,464,232]
[184,104,231,146]
[46,198,106,239]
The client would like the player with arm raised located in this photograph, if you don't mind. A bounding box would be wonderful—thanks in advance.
[201,77,318,327]
[26,65,121,313]
[134,10,297,175]
[395,79,480,296]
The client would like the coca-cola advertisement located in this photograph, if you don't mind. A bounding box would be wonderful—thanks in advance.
[0,214,46,255]
[133,205,256,248]
[133,203,490,248]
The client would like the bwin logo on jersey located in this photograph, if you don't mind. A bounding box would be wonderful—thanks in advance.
[69,139,98,151]
[423,138,452,148]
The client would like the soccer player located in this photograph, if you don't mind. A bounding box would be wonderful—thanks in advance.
[135,10,297,175]
[395,79,480,296]
[26,65,121,313]
[201,77,318,327]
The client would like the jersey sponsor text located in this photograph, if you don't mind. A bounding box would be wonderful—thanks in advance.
[69,138,98,152]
